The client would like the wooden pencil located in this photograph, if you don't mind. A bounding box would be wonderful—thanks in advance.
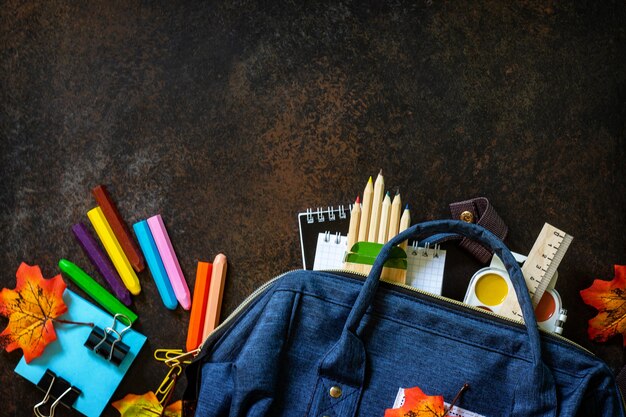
[347,196,361,251]
[377,192,391,243]
[399,204,411,250]
[387,192,402,242]
[357,177,373,242]
[367,170,385,242]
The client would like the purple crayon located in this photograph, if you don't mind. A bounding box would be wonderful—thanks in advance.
[71,222,132,306]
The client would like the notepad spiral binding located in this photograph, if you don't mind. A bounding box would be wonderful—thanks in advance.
[299,204,354,270]
[410,241,442,257]
[323,231,343,244]
[305,205,353,224]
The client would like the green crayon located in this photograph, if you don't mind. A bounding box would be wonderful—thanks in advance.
[58,259,138,323]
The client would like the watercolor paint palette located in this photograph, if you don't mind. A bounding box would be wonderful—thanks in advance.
[464,255,567,334]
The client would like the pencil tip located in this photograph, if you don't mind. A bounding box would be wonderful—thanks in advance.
[355,195,360,204]
[368,176,372,183]
[378,169,383,176]
[405,204,410,210]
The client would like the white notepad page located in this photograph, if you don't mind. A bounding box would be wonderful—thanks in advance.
[312,232,446,295]
[312,232,348,271]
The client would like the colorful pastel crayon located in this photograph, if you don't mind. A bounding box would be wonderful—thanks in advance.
[202,254,228,338]
[186,261,213,351]
[72,222,131,306]
[59,259,138,323]
[147,214,191,310]
[88,206,141,295]
[92,185,145,272]
[133,220,178,310]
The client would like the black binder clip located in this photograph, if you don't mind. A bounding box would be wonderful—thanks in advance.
[34,370,81,417]
[84,313,132,365]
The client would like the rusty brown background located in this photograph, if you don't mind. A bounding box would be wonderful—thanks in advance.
[1,1,625,416]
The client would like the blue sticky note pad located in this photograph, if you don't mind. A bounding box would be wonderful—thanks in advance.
[15,290,147,417]
[133,219,178,310]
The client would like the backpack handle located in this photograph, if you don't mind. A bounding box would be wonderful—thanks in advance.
[344,219,543,364]
[310,220,556,416]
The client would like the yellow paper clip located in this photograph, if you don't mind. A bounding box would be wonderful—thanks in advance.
[153,348,199,367]
[155,364,183,406]
[154,348,185,362]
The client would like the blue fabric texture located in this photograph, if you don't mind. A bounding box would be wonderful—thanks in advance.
[186,220,625,417]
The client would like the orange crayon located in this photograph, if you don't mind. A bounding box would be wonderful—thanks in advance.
[186,261,212,351]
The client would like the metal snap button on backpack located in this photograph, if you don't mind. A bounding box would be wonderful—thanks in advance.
[329,386,342,398]
[460,210,474,222]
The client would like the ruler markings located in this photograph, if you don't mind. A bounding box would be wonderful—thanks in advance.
[497,223,573,322]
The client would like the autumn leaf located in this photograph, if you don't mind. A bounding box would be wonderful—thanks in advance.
[111,391,182,417]
[0,263,68,362]
[385,386,445,417]
[580,265,626,345]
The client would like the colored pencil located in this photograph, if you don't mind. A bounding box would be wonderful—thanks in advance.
[387,192,402,242]
[367,170,385,242]
[399,204,411,250]
[377,191,392,243]
[346,196,361,251]
[357,177,373,242]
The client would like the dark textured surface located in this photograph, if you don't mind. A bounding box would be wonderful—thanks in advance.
[1,1,625,416]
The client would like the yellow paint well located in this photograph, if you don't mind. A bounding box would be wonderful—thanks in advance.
[475,273,508,306]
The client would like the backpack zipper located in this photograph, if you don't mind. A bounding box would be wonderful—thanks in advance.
[194,270,296,356]
[194,268,593,359]
[322,268,594,356]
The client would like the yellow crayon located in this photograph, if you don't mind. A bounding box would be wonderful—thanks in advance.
[88,206,141,295]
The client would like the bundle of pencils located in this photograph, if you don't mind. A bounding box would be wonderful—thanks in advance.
[344,170,411,283]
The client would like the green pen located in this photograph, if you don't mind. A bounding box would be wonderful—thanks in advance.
[58,259,138,323]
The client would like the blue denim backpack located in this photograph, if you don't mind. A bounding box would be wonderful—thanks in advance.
[184,220,625,416]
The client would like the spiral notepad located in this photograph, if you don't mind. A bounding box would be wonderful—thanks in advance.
[312,232,447,294]
[298,205,352,269]
[312,231,348,271]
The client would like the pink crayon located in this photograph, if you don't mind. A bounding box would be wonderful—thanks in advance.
[147,215,191,310]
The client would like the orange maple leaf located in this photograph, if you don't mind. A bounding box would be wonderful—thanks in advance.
[111,391,182,417]
[384,386,445,417]
[580,265,626,345]
[0,263,68,363]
